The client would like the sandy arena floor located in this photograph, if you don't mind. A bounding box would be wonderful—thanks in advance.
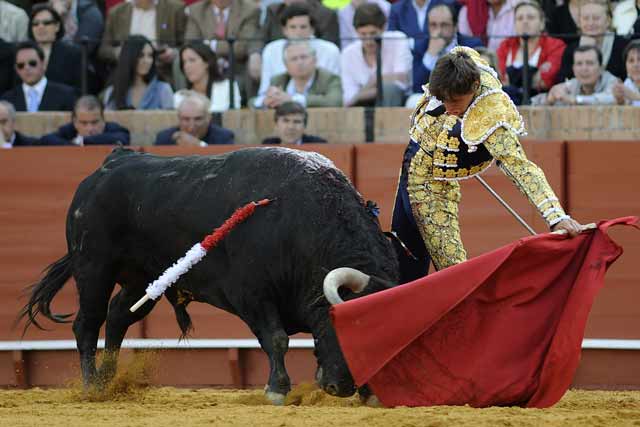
[2,355,640,426]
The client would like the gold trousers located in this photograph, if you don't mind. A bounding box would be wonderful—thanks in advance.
[407,147,467,270]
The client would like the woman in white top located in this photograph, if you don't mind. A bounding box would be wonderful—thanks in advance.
[614,39,640,105]
[175,42,241,113]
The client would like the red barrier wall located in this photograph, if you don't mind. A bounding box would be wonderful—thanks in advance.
[567,141,640,339]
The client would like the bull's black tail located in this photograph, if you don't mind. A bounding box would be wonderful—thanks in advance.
[17,253,74,334]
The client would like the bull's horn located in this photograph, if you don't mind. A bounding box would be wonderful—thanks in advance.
[323,267,371,305]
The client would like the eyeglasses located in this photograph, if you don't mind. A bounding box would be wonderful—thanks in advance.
[16,60,39,70]
[31,19,56,27]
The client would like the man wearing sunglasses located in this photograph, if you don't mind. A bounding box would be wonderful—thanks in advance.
[0,40,76,112]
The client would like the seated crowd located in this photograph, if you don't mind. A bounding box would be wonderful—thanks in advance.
[2,0,640,147]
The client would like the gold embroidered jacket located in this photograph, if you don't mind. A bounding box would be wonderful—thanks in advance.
[408,46,568,228]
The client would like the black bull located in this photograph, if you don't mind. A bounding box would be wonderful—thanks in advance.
[19,146,400,402]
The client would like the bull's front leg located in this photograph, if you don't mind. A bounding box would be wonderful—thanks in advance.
[262,329,290,405]
[248,305,291,405]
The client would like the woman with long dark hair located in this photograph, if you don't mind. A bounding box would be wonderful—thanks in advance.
[28,3,82,90]
[103,35,173,110]
[174,42,240,112]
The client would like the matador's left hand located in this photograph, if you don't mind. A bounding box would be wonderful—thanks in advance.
[551,218,584,237]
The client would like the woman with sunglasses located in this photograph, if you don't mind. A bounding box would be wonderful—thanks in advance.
[102,35,174,110]
[28,3,82,91]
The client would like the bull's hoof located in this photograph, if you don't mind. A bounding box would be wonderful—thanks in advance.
[265,391,286,405]
[362,394,382,407]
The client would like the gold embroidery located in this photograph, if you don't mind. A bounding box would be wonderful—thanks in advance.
[484,128,566,226]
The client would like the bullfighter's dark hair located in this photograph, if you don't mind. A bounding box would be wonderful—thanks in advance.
[179,41,224,98]
[353,3,386,29]
[274,101,308,126]
[574,44,603,65]
[111,35,157,110]
[14,40,45,62]
[72,95,104,119]
[280,3,316,30]
[29,3,65,41]
[429,50,481,101]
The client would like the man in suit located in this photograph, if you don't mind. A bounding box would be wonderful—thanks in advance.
[262,101,327,145]
[155,90,234,146]
[0,41,76,111]
[40,95,130,145]
[262,0,339,46]
[252,40,342,108]
[412,3,483,92]
[388,0,455,44]
[0,100,40,147]
[184,0,260,86]
[99,0,185,81]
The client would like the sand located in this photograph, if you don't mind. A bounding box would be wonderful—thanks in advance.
[2,353,639,426]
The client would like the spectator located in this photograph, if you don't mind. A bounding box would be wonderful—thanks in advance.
[613,39,640,105]
[413,3,483,93]
[40,95,130,145]
[548,0,580,39]
[262,101,327,144]
[253,3,341,102]
[253,41,342,108]
[532,45,618,105]
[174,42,240,112]
[102,35,173,110]
[0,39,16,95]
[28,3,82,90]
[0,100,39,147]
[99,0,186,83]
[341,3,411,107]
[155,90,234,146]
[262,0,340,46]
[458,0,520,53]
[497,1,566,104]
[1,41,76,111]
[338,0,390,48]
[556,0,629,83]
[0,0,29,42]
[388,0,455,49]
[49,0,105,55]
[185,0,260,99]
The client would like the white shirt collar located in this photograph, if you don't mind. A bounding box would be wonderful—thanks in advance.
[2,132,16,148]
[411,0,429,12]
[22,76,47,98]
[285,74,315,96]
[212,5,230,18]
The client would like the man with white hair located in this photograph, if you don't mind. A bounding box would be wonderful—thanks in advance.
[0,100,39,148]
[250,3,341,101]
[252,40,342,108]
[154,90,235,146]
